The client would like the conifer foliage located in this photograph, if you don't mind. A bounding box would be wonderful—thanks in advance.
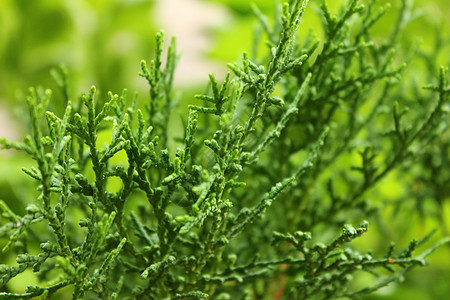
[1,0,449,299]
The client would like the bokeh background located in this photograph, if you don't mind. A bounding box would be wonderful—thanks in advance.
[0,0,449,299]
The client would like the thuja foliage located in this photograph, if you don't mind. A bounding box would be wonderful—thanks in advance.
[1,0,449,299]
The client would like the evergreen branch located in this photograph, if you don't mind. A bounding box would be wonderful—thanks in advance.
[0,0,448,298]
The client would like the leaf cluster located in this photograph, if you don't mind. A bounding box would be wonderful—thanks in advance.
[0,0,449,299]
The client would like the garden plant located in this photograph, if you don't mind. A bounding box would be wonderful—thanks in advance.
[0,0,449,299]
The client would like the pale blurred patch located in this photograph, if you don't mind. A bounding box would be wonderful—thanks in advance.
[0,102,19,142]
[154,0,230,86]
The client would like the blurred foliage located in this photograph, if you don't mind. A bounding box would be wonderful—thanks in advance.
[206,0,450,67]
[0,0,156,113]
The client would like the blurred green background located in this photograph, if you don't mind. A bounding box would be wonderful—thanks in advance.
[0,0,449,299]
[1,0,449,134]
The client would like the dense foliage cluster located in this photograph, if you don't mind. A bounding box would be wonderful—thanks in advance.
[1,0,449,299]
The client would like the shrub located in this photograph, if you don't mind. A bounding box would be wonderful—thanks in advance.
[1,0,449,299]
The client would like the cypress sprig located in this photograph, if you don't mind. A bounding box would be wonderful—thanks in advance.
[0,0,449,299]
